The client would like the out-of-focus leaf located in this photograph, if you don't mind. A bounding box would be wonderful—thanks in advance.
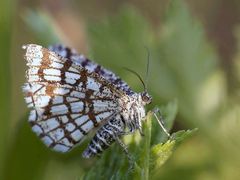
[0,0,15,179]
[3,116,50,180]
[151,0,219,122]
[87,6,153,93]
[233,25,240,88]
[22,9,61,45]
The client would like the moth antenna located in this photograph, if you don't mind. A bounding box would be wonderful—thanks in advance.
[123,47,150,92]
[123,67,146,91]
[144,46,150,91]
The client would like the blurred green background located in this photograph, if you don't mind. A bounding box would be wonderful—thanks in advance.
[1,0,240,179]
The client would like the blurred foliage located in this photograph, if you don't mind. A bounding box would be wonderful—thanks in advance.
[233,25,240,89]
[1,0,240,179]
[87,1,223,126]
[3,116,51,180]
[22,10,60,45]
[0,0,15,179]
[154,1,219,121]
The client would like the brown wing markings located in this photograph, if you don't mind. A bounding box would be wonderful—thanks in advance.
[48,115,78,149]
[60,57,73,85]
[37,48,51,81]
[84,89,98,127]
[30,107,117,150]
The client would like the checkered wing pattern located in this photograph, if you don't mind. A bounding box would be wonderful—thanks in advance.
[49,44,134,95]
[22,44,124,152]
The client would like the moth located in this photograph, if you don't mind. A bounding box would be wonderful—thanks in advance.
[22,44,169,162]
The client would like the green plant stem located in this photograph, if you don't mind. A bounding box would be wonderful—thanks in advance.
[142,113,152,180]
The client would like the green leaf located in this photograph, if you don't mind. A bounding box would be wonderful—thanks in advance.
[150,140,175,173]
[150,128,197,178]
[171,128,198,146]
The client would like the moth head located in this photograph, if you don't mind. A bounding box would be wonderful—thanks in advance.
[141,91,152,105]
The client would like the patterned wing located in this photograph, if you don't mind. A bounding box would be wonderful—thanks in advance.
[22,44,122,152]
[49,44,134,95]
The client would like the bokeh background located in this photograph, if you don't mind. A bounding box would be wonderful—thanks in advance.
[1,0,240,179]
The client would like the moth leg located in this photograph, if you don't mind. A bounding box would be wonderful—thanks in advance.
[119,131,134,136]
[152,107,171,138]
[115,136,134,169]
[138,126,144,137]
[119,129,144,137]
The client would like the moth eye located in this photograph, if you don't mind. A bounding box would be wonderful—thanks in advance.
[142,96,149,102]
